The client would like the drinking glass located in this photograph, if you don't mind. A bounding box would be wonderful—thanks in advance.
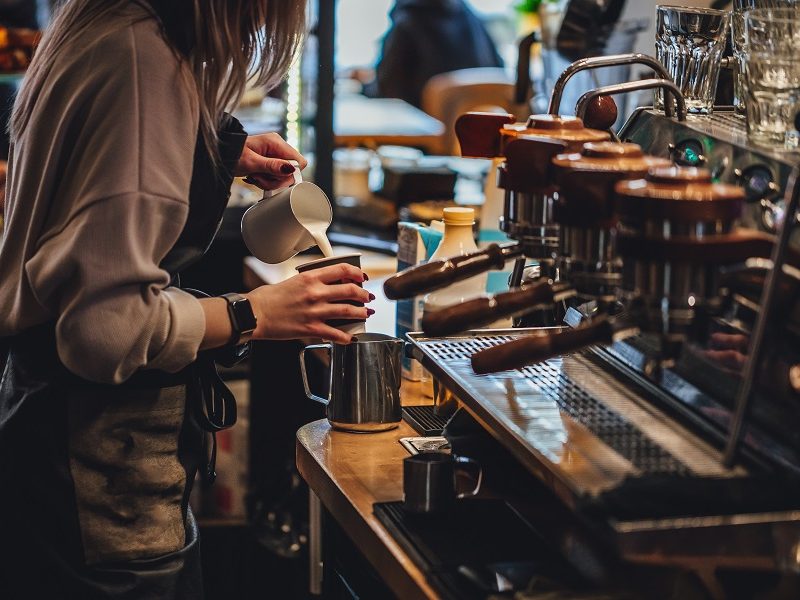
[655,6,731,115]
[733,1,798,115]
[743,7,800,149]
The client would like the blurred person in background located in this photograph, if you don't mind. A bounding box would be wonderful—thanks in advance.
[364,0,504,108]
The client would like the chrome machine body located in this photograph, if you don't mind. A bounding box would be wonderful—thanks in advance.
[620,107,796,234]
[395,53,800,592]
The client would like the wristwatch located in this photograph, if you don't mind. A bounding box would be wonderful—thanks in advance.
[221,293,257,345]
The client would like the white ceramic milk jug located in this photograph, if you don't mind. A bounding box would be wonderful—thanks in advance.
[241,163,334,264]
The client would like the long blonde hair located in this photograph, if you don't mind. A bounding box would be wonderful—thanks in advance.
[11,0,306,161]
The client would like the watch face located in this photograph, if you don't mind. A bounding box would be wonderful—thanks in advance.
[231,299,257,332]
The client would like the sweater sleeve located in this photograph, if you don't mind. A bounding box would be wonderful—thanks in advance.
[26,193,206,383]
[22,16,204,384]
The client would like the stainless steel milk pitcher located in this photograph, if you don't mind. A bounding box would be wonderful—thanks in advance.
[299,333,403,432]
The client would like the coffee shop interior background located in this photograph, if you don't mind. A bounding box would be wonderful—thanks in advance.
[0,0,750,599]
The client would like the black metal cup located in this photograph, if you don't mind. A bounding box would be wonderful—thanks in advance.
[296,252,365,334]
[402,453,482,514]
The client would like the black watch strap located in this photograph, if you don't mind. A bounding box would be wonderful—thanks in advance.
[221,293,257,346]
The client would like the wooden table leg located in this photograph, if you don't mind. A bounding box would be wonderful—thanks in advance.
[309,489,323,596]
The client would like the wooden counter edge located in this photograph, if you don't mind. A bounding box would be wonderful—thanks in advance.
[296,421,438,600]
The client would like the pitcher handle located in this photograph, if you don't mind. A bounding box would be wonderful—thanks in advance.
[454,456,483,499]
[299,343,332,405]
[263,160,302,199]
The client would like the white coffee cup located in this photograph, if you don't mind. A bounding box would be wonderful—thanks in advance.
[241,163,333,264]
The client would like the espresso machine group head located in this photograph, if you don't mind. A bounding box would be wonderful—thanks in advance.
[385,54,690,307]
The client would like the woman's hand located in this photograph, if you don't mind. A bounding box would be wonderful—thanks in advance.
[246,263,374,344]
[235,132,308,191]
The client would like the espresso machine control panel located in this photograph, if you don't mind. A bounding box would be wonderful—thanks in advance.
[620,107,795,233]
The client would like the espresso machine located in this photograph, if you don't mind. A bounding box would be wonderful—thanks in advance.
[385,52,800,594]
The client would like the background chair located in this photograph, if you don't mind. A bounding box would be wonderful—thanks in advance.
[420,67,521,156]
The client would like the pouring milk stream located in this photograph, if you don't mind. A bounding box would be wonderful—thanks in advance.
[304,218,334,258]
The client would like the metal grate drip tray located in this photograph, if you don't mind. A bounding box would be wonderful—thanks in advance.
[407,330,741,503]
[402,405,450,436]
[405,330,800,570]
[419,334,686,475]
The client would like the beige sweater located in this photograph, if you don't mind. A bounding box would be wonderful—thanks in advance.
[0,5,206,384]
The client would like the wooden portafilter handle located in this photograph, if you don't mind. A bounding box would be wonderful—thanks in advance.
[470,319,615,374]
[383,244,521,300]
[454,112,516,158]
[422,281,555,337]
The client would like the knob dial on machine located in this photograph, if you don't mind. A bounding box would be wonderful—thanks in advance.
[668,139,706,168]
[734,164,783,232]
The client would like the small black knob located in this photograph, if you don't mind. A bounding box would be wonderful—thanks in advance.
[669,139,706,167]
[737,165,777,204]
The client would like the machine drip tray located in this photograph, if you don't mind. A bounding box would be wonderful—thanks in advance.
[373,499,582,599]
[402,405,451,436]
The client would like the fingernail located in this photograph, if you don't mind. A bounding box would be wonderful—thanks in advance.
[280,163,295,174]
[368,292,375,301]
[367,308,375,316]
[362,272,369,281]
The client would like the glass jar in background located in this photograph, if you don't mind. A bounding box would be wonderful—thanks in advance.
[733,0,798,116]
[332,147,373,200]
[743,7,800,150]
[654,5,730,116]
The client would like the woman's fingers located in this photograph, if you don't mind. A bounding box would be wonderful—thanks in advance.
[321,282,372,303]
[243,173,295,191]
[311,263,365,285]
[260,156,299,178]
[250,132,307,168]
[316,303,370,321]
[247,268,373,343]
[235,133,308,178]
[703,349,747,370]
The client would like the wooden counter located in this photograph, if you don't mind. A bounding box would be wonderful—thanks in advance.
[296,418,437,600]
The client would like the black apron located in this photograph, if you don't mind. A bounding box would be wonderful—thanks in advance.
[0,115,247,600]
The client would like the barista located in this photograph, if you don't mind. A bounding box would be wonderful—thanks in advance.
[0,0,369,598]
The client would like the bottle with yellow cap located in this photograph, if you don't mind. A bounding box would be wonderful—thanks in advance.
[423,207,488,314]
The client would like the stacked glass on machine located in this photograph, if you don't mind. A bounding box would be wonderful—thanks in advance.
[741,6,800,150]
[732,0,798,116]
[654,5,730,115]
